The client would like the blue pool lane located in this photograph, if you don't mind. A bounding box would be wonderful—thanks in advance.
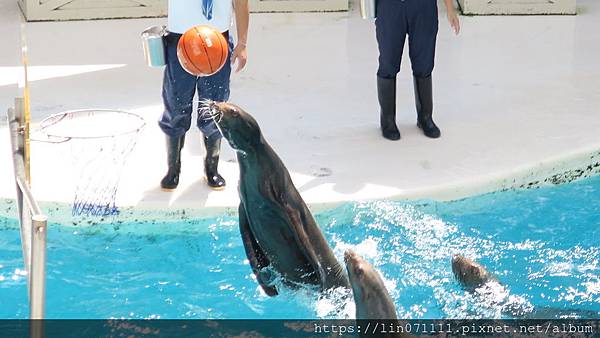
[0,175,599,319]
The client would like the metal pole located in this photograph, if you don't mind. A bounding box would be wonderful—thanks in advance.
[29,214,47,320]
[14,97,30,182]
[8,107,32,278]
[18,16,32,183]
[8,102,46,328]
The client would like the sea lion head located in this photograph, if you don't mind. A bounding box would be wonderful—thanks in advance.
[344,250,397,319]
[451,254,492,289]
[201,100,261,153]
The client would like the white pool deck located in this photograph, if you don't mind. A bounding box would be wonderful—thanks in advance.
[1,0,599,220]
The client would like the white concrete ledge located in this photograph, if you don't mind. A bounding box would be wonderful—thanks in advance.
[1,144,598,226]
[458,0,577,15]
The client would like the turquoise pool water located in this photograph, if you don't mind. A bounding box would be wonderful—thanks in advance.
[1,176,599,319]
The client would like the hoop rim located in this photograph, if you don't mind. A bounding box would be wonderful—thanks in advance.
[36,109,146,141]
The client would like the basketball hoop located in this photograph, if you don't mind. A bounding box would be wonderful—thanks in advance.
[33,109,145,217]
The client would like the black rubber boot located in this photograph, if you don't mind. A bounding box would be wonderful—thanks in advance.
[377,76,401,140]
[160,135,185,191]
[204,136,226,190]
[414,75,441,138]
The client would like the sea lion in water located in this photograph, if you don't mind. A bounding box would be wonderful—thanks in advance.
[344,250,397,320]
[451,254,600,319]
[451,254,498,290]
[205,101,350,296]
[345,250,417,338]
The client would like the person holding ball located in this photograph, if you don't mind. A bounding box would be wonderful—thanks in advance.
[376,0,460,140]
[159,0,249,191]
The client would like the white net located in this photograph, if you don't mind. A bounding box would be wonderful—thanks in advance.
[35,109,145,217]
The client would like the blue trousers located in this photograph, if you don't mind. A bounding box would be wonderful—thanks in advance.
[375,0,438,79]
[159,31,233,141]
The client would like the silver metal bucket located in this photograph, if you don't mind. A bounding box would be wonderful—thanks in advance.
[141,25,167,67]
[360,0,376,19]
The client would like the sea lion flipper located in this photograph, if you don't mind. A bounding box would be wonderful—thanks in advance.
[239,203,278,296]
[283,204,328,288]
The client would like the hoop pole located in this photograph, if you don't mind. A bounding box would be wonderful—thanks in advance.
[30,214,47,320]
[9,104,47,333]
[15,97,28,177]
[8,106,31,282]
[19,19,31,183]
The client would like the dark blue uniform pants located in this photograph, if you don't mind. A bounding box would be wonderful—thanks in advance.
[159,31,233,142]
[376,0,438,79]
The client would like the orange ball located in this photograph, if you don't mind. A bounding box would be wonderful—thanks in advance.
[177,25,229,77]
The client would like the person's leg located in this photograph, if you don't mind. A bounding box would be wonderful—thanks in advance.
[196,33,233,190]
[159,32,197,190]
[375,0,408,140]
[407,0,440,138]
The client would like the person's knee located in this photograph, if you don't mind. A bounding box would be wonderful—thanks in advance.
[164,99,193,112]
[376,43,403,78]
[377,71,397,79]
[410,56,434,78]
[159,109,192,134]
[377,61,399,78]
[197,118,221,139]
[411,63,434,78]
[158,121,188,138]
[412,69,432,78]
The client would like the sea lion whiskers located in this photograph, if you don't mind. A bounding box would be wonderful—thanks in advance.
[331,259,348,282]
[198,99,223,122]
[198,99,212,112]
[213,110,223,123]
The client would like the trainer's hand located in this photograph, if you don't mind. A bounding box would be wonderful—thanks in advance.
[231,44,247,72]
[447,9,460,35]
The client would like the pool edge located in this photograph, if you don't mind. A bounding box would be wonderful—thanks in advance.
[1,145,599,225]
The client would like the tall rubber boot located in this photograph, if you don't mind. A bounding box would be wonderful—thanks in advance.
[378,76,400,140]
[414,75,441,138]
[204,136,226,190]
[160,135,185,191]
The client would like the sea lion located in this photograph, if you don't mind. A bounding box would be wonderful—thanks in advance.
[451,254,600,319]
[345,250,417,338]
[344,250,397,320]
[204,101,350,296]
[451,254,498,291]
